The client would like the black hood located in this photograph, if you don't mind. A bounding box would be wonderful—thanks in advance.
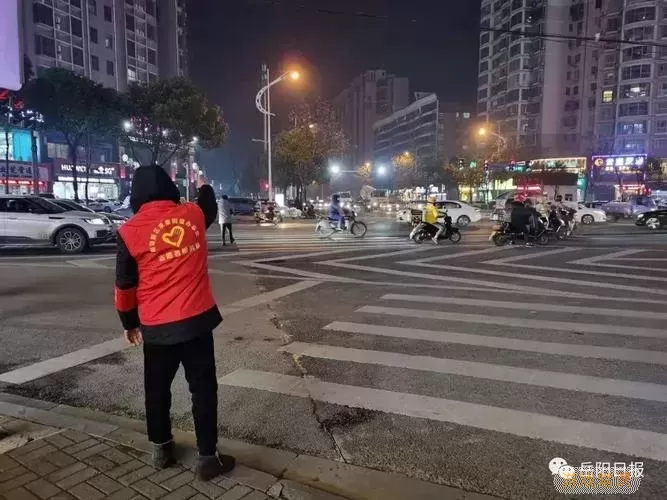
[130,165,181,213]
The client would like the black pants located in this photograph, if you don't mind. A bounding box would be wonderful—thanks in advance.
[220,223,234,244]
[143,332,218,456]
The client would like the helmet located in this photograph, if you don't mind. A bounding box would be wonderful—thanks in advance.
[331,194,340,202]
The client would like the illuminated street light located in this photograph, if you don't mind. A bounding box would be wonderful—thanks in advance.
[376,165,387,176]
[330,164,341,175]
[122,120,132,132]
[255,66,302,201]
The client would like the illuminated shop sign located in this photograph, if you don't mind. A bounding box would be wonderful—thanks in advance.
[592,155,646,172]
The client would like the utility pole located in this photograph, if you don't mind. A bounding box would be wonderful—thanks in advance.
[4,94,13,194]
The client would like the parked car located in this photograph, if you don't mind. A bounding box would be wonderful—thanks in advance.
[0,195,114,253]
[635,209,667,230]
[51,199,128,236]
[575,204,607,224]
[397,200,482,227]
[228,197,256,215]
[602,196,657,221]
[86,198,120,213]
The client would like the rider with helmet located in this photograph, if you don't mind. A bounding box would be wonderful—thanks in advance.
[328,194,345,230]
[423,196,444,244]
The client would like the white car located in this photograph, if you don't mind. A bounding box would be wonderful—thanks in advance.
[86,198,120,213]
[0,195,115,254]
[575,204,606,224]
[397,200,482,227]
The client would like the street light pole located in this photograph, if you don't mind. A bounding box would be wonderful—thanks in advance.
[255,66,299,201]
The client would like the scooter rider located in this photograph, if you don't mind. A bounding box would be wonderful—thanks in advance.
[329,194,345,230]
[423,196,444,244]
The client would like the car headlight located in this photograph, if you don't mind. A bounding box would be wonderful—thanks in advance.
[636,213,645,219]
[280,209,286,214]
[84,218,106,225]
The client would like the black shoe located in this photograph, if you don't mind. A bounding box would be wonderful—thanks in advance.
[196,453,236,481]
[151,441,176,469]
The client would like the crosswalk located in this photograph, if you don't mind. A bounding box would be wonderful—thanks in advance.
[219,283,667,463]
[208,234,418,253]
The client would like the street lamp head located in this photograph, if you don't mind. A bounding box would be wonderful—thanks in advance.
[478,127,487,136]
[192,136,199,143]
[377,165,387,176]
[289,71,300,81]
[330,164,341,174]
[122,120,132,132]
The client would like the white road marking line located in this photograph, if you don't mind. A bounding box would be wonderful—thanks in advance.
[220,280,321,310]
[381,294,667,320]
[610,257,667,261]
[323,321,667,366]
[0,338,128,384]
[218,369,667,461]
[568,249,643,265]
[357,306,667,339]
[280,342,667,402]
[482,247,580,265]
[67,256,113,268]
[488,261,667,283]
[241,261,359,282]
[323,247,431,264]
[408,246,511,264]
[402,262,667,296]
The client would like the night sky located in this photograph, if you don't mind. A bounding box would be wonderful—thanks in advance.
[187,0,480,182]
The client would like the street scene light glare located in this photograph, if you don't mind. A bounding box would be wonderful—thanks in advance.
[290,71,300,81]
[478,127,487,136]
[330,164,341,174]
[376,165,387,176]
[122,120,132,131]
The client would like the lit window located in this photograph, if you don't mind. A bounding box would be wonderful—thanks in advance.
[602,90,614,103]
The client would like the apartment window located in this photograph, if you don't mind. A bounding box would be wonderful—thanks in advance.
[104,5,112,22]
[478,88,488,100]
[606,18,620,32]
[621,83,651,98]
[71,18,82,37]
[71,0,81,7]
[509,43,522,57]
[625,7,656,24]
[624,26,654,41]
[91,55,99,71]
[602,89,615,103]
[127,40,136,58]
[565,87,571,96]
[574,54,581,64]
[621,64,651,80]
[126,15,135,31]
[106,60,114,75]
[603,53,616,68]
[33,3,54,26]
[510,12,522,27]
[656,120,667,133]
[125,0,133,4]
[511,0,522,9]
[659,81,667,96]
[148,49,156,65]
[480,46,490,59]
[72,47,84,66]
[480,32,490,46]
[478,74,488,86]
[599,123,614,137]
[127,67,137,81]
[573,86,579,96]
[105,35,113,49]
[621,139,645,152]
[617,121,647,135]
[89,27,98,44]
[618,101,649,116]
[88,0,97,15]
[47,142,69,159]
[34,35,56,58]
[146,0,156,16]
[147,23,156,41]
[600,106,615,120]
[623,45,651,61]
[479,60,489,73]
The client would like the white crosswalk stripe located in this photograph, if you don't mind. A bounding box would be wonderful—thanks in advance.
[219,249,667,463]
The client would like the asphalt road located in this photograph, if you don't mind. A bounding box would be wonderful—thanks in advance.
[0,217,666,499]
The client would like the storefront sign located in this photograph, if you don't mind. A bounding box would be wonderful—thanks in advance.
[592,155,646,172]
[0,162,36,179]
[58,164,117,176]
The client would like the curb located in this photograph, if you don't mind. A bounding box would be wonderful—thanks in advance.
[0,392,503,500]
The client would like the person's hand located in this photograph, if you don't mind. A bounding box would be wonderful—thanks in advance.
[124,328,143,346]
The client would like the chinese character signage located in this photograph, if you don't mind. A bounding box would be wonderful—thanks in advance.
[592,155,646,173]
[0,162,35,179]
[550,457,643,495]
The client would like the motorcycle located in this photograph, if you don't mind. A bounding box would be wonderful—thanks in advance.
[490,221,549,246]
[410,215,461,244]
[255,207,284,225]
[315,210,367,238]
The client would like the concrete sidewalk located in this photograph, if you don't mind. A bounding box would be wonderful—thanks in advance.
[0,393,500,500]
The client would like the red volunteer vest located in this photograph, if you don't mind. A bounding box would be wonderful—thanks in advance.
[118,200,216,326]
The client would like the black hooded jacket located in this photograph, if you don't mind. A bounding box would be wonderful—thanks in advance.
[114,165,220,344]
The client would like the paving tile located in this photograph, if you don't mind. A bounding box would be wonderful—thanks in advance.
[0,471,39,493]
[161,484,197,500]
[13,445,58,466]
[7,439,49,458]
[107,459,145,479]
[190,479,225,498]
[43,451,77,468]
[68,482,106,500]
[104,447,134,465]
[87,474,125,495]
[49,494,75,500]
[105,486,142,500]
[217,485,252,500]
[45,434,75,450]
[130,478,168,499]
[59,430,89,444]
[0,464,28,483]
[54,467,97,489]
[242,492,268,500]
[0,453,19,472]
[25,477,61,498]
[161,470,194,491]
[212,478,237,491]
[83,454,116,472]
[61,439,99,456]
[224,466,276,492]
[46,462,87,483]
[189,495,210,500]
[72,442,110,460]
[118,465,157,486]
[147,467,182,484]
[2,486,40,499]
[22,459,58,477]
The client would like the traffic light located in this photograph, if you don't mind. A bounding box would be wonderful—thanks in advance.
[458,158,464,169]
[484,160,489,173]
[469,161,477,169]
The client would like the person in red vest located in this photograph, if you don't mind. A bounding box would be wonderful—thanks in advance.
[114,165,235,481]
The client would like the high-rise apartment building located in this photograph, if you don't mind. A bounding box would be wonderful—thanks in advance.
[477,0,603,158]
[334,70,410,167]
[22,0,186,92]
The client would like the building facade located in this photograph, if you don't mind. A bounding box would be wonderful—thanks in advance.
[334,70,410,167]
[22,0,186,92]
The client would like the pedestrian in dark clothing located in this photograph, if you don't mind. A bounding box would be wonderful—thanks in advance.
[218,195,234,245]
[114,165,235,481]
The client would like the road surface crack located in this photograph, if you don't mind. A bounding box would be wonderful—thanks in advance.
[289,353,348,464]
